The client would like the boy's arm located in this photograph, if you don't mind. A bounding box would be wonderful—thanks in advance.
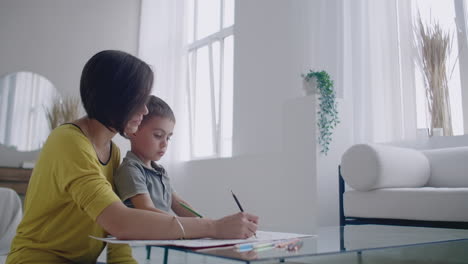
[130,193,169,215]
[115,162,168,214]
[171,193,199,217]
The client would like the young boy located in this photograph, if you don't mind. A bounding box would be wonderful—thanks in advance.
[114,95,199,217]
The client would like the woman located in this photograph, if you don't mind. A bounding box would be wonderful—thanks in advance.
[6,50,258,263]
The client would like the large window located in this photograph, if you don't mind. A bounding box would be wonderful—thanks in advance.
[186,0,234,158]
[413,0,465,135]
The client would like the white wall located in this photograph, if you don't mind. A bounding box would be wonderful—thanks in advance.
[0,0,353,229]
[171,0,353,232]
[171,0,321,234]
[0,0,141,166]
[232,0,319,156]
[0,0,140,96]
[230,0,353,227]
[172,96,318,234]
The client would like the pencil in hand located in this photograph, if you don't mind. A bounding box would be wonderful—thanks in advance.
[231,190,244,212]
[231,190,257,238]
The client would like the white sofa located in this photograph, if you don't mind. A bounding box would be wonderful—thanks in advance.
[339,135,468,229]
[0,187,22,263]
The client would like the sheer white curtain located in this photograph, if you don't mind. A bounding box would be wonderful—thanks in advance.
[342,0,417,144]
[139,0,190,162]
[0,72,55,151]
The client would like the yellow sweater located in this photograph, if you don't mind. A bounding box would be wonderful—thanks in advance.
[6,124,136,264]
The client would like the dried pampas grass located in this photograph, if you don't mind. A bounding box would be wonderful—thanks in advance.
[45,96,81,130]
[415,15,454,136]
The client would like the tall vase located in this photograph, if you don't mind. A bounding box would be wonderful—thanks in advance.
[429,79,453,136]
[432,127,444,136]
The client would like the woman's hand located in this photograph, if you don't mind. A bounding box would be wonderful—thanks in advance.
[213,212,259,239]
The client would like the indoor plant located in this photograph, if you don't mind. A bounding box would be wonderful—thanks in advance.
[45,96,81,130]
[302,70,339,155]
[415,16,453,136]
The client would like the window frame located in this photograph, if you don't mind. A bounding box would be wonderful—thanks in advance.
[186,0,234,159]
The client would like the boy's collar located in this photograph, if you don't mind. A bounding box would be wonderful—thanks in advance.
[126,151,161,171]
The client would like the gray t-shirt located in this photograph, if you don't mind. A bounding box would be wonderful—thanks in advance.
[114,151,174,212]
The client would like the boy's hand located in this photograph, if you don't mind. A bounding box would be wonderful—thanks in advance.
[213,212,259,239]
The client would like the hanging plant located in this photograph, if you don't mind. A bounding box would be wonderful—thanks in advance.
[302,70,339,155]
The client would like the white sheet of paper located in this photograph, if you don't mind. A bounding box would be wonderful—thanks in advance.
[90,231,314,248]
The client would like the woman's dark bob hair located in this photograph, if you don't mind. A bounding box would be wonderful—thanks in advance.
[80,50,153,136]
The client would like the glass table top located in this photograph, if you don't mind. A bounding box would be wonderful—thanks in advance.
[148,225,468,263]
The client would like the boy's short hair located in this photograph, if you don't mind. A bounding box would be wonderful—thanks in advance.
[80,50,153,136]
[141,95,175,126]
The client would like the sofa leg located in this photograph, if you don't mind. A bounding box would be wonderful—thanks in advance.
[338,166,345,226]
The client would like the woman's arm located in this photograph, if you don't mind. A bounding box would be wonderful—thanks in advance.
[96,201,258,240]
[171,193,199,217]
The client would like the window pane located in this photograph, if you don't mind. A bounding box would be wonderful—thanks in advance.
[187,0,195,43]
[413,0,464,135]
[197,0,220,40]
[221,36,233,157]
[193,46,215,157]
[224,0,235,28]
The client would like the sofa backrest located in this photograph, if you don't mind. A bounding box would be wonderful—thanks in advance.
[387,134,468,150]
[422,147,468,187]
[388,135,468,187]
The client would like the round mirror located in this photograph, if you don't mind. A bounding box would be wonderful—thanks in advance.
[0,72,58,151]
